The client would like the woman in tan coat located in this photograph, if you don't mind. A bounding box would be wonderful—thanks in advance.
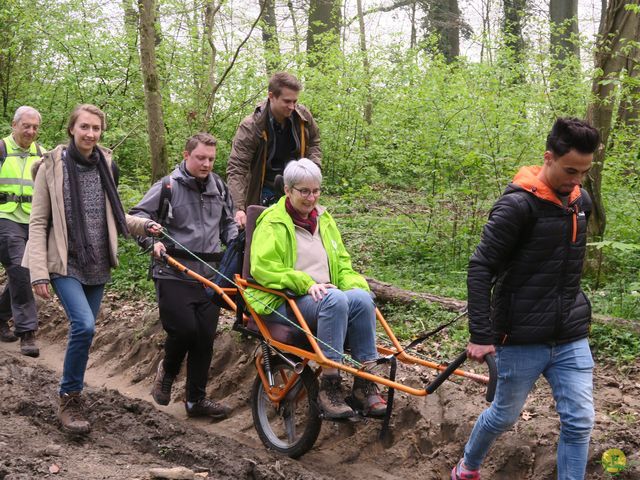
[23,104,160,435]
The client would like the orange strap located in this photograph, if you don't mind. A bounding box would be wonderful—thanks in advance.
[299,119,306,157]
[260,130,268,188]
[572,206,578,243]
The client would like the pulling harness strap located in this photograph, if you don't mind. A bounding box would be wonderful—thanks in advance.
[165,247,223,263]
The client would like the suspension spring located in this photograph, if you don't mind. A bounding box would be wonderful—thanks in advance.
[261,342,275,387]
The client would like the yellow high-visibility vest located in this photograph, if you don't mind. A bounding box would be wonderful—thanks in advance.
[0,136,44,215]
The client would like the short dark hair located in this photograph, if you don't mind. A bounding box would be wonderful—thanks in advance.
[268,72,302,97]
[546,117,600,156]
[185,132,217,153]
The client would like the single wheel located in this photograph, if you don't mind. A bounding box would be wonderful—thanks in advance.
[251,357,322,458]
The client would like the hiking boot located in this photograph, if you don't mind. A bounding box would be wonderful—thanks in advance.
[351,377,387,417]
[151,361,174,406]
[19,331,39,357]
[0,320,18,342]
[451,459,480,480]
[185,398,231,419]
[318,375,354,419]
[58,392,91,435]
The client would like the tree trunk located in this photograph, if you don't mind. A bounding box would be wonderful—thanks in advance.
[306,0,342,67]
[421,0,460,62]
[615,21,640,131]
[549,0,580,63]
[261,0,281,74]
[584,0,640,238]
[121,0,139,96]
[138,0,168,182]
[355,0,372,144]
[502,0,526,60]
[410,1,417,49]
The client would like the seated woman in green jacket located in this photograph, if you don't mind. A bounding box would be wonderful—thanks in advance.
[248,158,386,419]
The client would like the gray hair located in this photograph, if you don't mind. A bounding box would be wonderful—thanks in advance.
[13,106,42,124]
[283,158,322,187]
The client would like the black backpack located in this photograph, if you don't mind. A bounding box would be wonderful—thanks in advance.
[157,174,244,309]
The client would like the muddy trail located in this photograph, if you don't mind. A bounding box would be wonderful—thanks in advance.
[1,290,638,479]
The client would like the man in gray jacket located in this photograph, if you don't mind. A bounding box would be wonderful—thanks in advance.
[130,132,237,418]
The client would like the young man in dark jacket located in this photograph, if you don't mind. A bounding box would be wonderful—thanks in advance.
[452,118,600,480]
[226,72,321,227]
[130,133,237,418]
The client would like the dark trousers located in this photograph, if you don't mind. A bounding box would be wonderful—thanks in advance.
[0,219,37,333]
[155,279,220,402]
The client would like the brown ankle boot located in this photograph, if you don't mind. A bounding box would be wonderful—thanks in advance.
[0,320,18,342]
[59,392,91,435]
[19,331,39,357]
[351,377,387,417]
[318,375,354,419]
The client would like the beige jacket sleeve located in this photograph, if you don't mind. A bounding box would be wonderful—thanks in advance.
[23,161,53,283]
[124,213,151,237]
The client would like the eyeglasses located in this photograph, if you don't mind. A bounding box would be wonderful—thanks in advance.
[291,186,322,198]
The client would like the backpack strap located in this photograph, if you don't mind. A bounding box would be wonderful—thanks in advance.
[157,175,172,225]
[0,139,6,172]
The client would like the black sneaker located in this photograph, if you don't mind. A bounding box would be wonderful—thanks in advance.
[0,320,18,343]
[185,398,231,419]
[151,361,174,406]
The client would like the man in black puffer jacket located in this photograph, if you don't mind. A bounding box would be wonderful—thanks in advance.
[451,118,600,480]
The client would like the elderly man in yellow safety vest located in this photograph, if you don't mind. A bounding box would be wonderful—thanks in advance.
[0,106,45,356]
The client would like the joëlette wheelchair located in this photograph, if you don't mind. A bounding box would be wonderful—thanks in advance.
[163,205,496,459]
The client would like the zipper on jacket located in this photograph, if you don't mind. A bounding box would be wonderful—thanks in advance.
[556,210,573,338]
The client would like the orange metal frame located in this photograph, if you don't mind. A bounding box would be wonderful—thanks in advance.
[164,254,490,401]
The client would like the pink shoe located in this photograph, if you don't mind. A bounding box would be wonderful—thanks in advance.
[451,459,480,480]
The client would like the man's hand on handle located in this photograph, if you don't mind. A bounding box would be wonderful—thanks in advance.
[466,342,496,362]
[235,210,247,228]
[153,242,167,259]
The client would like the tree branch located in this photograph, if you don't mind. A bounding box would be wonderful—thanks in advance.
[346,0,415,26]
[203,1,267,126]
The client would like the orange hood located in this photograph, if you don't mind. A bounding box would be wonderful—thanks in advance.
[512,165,582,207]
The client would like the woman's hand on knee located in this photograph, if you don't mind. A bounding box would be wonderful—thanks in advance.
[308,283,337,301]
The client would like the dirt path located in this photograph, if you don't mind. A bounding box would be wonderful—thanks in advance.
[1,291,639,479]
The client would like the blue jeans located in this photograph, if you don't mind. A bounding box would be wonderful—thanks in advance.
[266,288,378,363]
[52,277,105,395]
[463,338,594,480]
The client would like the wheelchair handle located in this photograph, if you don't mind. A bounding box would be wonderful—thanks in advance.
[425,351,497,403]
[484,353,497,403]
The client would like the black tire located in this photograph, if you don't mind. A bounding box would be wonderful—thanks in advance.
[250,358,322,458]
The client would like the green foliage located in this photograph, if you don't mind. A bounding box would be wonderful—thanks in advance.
[2,0,638,365]
[377,300,469,361]
[109,240,155,299]
[589,322,640,366]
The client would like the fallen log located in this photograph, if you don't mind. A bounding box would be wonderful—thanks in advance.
[365,277,466,312]
[366,276,640,334]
